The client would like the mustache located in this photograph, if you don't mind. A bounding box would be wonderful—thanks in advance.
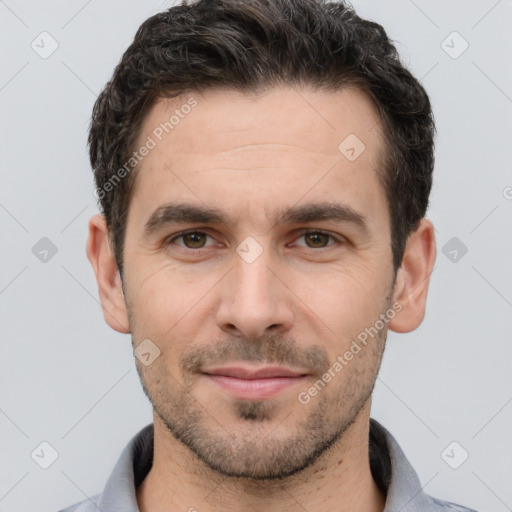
[179,334,331,378]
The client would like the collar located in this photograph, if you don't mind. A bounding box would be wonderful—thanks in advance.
[84,419,471,511]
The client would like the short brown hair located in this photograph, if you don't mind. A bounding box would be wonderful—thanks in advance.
[89,0,435,276]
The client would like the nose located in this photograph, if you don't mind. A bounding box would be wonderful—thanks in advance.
[215,247,295,340]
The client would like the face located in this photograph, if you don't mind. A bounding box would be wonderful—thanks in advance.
[122,85,397,479]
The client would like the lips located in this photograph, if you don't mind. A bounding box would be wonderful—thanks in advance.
[202,365,308,379]
[201,365,309,400]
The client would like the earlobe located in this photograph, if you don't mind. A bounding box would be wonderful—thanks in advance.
[86,214,131,334]
[388,218,437,334]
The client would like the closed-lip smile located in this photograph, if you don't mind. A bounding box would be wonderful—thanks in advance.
[202,365,309,379]
[201,365,309,400]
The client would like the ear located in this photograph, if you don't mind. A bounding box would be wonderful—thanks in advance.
[86,214,130,334]
[388,218,437,333]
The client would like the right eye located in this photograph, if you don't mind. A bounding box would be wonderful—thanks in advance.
[167,230,216,250]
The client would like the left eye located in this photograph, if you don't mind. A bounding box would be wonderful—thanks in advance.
[168,230,339,250]
[293,231,339,249]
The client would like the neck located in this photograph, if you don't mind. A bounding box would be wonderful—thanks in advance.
[136,401,386,512]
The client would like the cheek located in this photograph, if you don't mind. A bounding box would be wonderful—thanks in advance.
[124,259,179,336]
[295,264,390,344]
[125,258,219,347]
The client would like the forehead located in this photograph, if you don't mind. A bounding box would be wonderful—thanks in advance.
[138,85,383,160]
[129,85,388,231]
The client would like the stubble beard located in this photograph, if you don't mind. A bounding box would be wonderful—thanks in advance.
[133,315,389,481]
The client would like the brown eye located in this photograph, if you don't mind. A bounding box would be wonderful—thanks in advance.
[293,230,340,249]
[169,231,213,250]
[303,232,331,248]
[182,232,207,248]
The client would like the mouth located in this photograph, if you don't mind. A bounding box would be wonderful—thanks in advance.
[201,365,309,400]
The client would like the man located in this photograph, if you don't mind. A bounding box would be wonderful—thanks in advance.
[60,0,478,510]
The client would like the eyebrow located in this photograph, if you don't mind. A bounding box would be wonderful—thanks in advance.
[143,201,370,235]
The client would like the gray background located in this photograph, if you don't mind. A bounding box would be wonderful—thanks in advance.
[0,1,511,511]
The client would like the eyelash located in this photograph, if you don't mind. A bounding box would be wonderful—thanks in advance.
[166,229,343,252]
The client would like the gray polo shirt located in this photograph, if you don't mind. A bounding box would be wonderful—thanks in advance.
[58,419,478,512]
